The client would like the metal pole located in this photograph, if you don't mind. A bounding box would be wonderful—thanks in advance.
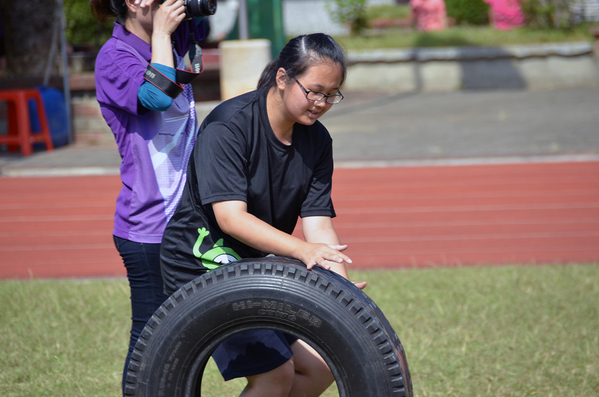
[238,0,250,40]
[57,0,73,145]
[43,19,60,87]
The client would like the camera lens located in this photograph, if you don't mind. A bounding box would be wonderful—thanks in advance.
[184,0,217,18]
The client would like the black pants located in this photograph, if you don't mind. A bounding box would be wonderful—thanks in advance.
[114,236,168,396]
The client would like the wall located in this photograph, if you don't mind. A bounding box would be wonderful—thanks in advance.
[344,42,599,92]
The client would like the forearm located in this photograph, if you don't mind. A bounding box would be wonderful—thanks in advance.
[302,220,365,288]
[151,33,175,68]
[150,0,186,68]
[212,202,351,270]
[216,209,308,260]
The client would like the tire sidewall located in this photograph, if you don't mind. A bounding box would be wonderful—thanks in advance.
[127,258,412,397]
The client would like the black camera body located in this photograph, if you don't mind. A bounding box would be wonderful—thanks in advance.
[160,0,217,19]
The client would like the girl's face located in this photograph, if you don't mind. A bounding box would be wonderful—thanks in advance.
[277,61,344,126]
[137,2,159,32]
[125,0,159,36]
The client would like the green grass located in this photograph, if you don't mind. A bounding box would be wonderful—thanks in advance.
[334,24,599,50]
[366,4,412,20]
[1,264,598,396]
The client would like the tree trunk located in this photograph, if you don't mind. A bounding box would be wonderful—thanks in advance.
[0,0,60,78]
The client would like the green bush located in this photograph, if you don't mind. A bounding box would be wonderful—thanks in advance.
[326,0,370,36]
[522,0,555,28]
[445,0,490,25]
[522,0,573,29]
[366,4,412,20]
[64,0,113,49]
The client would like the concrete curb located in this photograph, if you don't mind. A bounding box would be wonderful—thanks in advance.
[347,42,594,63]
[344,42,599,92]
[335,154,599,169]
[3,154,598,178]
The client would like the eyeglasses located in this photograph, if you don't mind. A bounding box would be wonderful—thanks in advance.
[293,78,344,105]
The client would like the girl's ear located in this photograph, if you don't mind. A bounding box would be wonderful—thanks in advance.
[275,67,287,91]
[124,0,138,13]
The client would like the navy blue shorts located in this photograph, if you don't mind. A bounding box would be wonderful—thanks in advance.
[211,330,298,381]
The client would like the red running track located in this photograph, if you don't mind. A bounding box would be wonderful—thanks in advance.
[1,161,598,279]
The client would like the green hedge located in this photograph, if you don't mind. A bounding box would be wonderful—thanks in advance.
[64,0,113,49]
[445,0,490,25]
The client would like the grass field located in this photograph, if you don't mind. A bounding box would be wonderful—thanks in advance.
[1,264,598,396]
[334,24,599,50]
[333,4,599,49]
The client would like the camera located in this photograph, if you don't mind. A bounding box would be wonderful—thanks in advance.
[160,0,217,19]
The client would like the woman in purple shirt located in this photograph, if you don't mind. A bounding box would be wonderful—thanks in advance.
[91,0,204,393]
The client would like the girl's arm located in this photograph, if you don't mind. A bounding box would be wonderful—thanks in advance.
[302,216,367,289]
[212,202,366,289]
[150,0,186,68]
[212,201,351,270]
[137,0,185,111]
[301,216,349,278]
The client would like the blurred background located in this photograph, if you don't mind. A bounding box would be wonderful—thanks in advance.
[0,0,598,150]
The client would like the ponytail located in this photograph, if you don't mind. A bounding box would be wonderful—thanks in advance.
[256,60,281,91]
[90,0,128,23]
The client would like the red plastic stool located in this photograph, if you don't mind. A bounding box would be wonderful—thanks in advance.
[0,89,54,156]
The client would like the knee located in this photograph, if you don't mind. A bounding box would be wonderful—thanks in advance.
[245,359,295,397]
[272,359,295,389]
[304,359,334,391]
[295,353,334,394]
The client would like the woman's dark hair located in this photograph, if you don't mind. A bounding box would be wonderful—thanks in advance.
[90,0,128,23]
[257,33,347,90]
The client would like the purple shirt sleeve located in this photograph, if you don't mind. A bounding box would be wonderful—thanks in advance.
[96,40,146,116]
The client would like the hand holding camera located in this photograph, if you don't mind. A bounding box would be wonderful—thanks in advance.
[151,0,217,39]
[159,0,217,19]
[153,0,187,39]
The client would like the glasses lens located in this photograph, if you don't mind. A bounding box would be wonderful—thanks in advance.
[306,91,325,102]
[326,95,343,104]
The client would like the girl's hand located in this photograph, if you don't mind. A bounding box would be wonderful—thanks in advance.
[300,243,367,289]
[353,281,368,290]
[136,0,157,8]
[153,0,186,37]
[301,243,352,271]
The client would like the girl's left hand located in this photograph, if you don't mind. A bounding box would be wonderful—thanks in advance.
[353,281,368,290]
[136,0,156,8]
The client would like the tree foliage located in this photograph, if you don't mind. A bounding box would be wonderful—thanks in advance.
[327,0,369,36]
[64,0,113,48]
[522,0,573,29]
[444,0,490,25]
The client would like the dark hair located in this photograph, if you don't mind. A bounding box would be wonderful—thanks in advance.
[90,0,128,23]
[257,33,347,90]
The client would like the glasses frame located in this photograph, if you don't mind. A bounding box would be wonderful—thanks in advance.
[293,78,344,105]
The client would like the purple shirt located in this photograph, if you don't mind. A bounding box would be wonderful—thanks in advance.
[95,22,201,243]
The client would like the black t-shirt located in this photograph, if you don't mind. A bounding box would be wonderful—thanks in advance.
[160,89,336,293]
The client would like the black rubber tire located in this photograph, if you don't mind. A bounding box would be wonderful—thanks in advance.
[125,257,413,397]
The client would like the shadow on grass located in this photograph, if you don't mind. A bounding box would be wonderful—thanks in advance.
[412,31,479,47]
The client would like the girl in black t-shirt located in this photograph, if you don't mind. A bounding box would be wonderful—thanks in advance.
[161,33,366,397]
